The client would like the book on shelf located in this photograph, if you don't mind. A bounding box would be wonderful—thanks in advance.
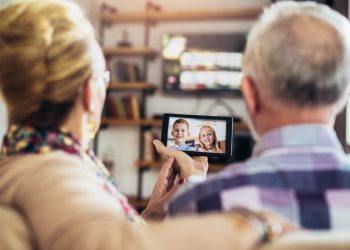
[116,97,126,118]
[121,95,132,118]
[109,61,141,82]
[130,95,140,119]
[106,96,118,117]
[143,130,160,162]
[127,63,141,82]
[105,95,140,119]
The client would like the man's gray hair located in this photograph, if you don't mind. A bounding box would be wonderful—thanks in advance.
[243,1,350,112]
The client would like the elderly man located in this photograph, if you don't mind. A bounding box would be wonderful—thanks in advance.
[154,1,350,229]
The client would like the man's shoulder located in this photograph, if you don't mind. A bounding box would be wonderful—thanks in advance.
[173,149,350,198]
[169,152,350,216]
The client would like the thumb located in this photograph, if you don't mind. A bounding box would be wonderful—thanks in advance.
[193,156,208,163]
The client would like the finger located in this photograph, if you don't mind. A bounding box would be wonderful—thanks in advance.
[152,157,175,198]
[166,168,178,192]
[163,177,184,201]
[153,139,173,158]
[158,156,175,178]
[162,157,180,192]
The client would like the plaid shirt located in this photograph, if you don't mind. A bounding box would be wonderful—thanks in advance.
[169,124,350,229]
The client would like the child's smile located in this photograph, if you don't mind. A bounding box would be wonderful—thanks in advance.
[172,123,189,145]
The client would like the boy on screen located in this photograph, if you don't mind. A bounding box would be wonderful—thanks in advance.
[168,118,195,151]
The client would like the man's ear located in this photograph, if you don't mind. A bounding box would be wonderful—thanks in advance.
[82,75,95,113]
[241,75,260,116]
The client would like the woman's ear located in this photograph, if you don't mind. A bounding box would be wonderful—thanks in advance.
[82,75,95,113]
[241,75,260,116]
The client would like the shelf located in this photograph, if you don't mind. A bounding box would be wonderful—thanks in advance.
[99,7,255,204]
[101,117,162,126]
[135,160,228,173]
[108,82,156,91]
[101,117,248,130]
[103,47,157,57]
[126,196,149,209]
[100,8,263,23]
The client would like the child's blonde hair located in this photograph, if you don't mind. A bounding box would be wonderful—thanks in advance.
[198,125,220,151]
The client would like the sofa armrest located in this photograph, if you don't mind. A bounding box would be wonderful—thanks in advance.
[0,205,34,250]
[260,230,350,250]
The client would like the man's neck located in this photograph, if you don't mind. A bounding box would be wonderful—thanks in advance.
[254,105,336,136]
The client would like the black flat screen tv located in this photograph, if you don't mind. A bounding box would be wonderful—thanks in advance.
[162,33,247,95]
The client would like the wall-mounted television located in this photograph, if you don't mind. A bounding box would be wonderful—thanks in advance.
[162,33,247,95]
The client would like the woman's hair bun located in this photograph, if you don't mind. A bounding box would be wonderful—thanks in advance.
[0,0,96,128]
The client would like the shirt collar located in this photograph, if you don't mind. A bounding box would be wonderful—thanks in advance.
[253,124,344,156]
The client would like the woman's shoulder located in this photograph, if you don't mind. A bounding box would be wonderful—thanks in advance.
[1,151,86,170]
[0,152,97,208]
[0,152,91,191]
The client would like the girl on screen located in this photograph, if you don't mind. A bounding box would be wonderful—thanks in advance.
[197,125,223,153]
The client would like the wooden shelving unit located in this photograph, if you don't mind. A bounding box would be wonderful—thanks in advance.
[101,117,249,131]
[108,82,157,91]
[100,8,263,23]
[99,6,257,207]
[103,47,157,57]
[135,159,229,173]
[102,117,248,130]
[98,5,164,204]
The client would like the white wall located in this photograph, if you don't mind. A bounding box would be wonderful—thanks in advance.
[76,0,269,197]
[0,0,11,8]
[0,96,7,148]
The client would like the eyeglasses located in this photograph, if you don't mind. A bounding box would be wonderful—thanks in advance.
[102,70,110,87]
[93,70,110,88]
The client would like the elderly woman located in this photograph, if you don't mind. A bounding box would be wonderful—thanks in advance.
[0,0,295,250]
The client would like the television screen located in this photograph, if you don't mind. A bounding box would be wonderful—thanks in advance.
[162,33,247,95]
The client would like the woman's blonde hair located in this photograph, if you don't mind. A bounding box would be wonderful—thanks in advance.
[0,0,97,128]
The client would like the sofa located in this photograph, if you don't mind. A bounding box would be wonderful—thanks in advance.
[1,205,349,250]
